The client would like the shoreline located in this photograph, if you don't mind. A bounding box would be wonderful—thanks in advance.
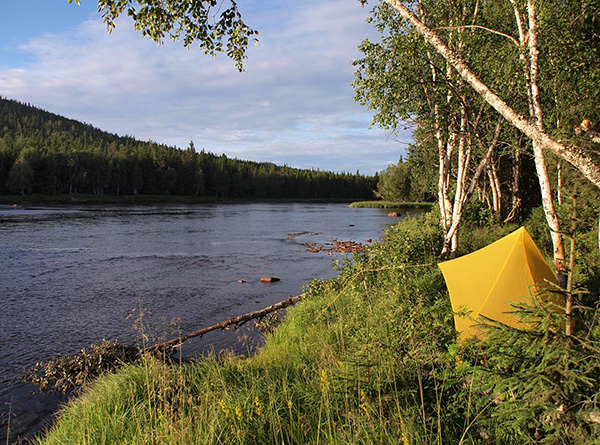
[1,201,390,443]
[0,194,364,207]
[348,200,434,209]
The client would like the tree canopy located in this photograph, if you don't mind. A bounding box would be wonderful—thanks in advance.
[69,0,258,71]
[354,0,599,260]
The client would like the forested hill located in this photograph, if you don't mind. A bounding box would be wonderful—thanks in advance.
[0,98,376,199]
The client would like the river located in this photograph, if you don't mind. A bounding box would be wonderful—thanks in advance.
[0,202,421,443]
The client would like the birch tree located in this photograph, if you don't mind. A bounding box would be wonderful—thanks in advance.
[375,0,600,273]
[384,0,600,189]
[68,0,258,71]
[354,1,510,256]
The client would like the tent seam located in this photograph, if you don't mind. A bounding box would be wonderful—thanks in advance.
[475,228,523,319]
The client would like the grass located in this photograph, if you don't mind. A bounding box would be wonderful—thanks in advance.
[35,209,600,444]
[349,200,434,209]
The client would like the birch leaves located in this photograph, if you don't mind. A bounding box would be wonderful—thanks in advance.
[82,0,258,71]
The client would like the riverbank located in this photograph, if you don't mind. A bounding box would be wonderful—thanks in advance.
[1,202,402,443]
[34,209,600,444]
[0,194,363,206]
[349,200,434,209]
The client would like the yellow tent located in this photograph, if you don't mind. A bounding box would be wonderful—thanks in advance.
[438,227,558,340]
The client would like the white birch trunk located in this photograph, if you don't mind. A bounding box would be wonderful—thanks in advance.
[526,0,566,271]
[486,166,499,214]
[446,103,469,255]
[557,162,562,205]
[384,0,600,190]
[443,117,500,245]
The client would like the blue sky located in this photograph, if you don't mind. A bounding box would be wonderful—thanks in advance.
[0,0,411,174]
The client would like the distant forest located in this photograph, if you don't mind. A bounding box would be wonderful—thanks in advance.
[0,98,377,199]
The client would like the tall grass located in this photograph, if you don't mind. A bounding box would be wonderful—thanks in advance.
[37,211,600,444]
[349,201,434,209]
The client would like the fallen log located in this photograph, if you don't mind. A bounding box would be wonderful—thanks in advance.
[27,293,307,393]
[148,293,305,352]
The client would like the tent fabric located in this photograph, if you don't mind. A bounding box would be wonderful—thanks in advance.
[438,227,558,340]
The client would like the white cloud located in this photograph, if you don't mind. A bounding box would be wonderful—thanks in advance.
[0,0,411,174]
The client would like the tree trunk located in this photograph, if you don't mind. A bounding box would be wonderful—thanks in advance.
[384,0,600,190]
[504,148,522,223]
[525,0,566,275]
[557,162,562,205]
[439,133,456,256]
[532,139,566,272]
[486,157,501,216]
[446,103,469,256]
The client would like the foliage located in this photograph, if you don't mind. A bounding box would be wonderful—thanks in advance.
[461,200,494,228]
[28,340,139,394]
[349,200,434,209]
[376,157,411,201]
[470,295,600,444]
[0,98,376,200]
[36,209,600,444]
[68,0,258,71]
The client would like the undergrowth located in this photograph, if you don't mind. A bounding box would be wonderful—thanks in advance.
[349,200,434,209]
[37,210,600,444]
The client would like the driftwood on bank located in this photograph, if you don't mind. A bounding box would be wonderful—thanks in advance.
[147,293,305,352]
[26,293,306,393]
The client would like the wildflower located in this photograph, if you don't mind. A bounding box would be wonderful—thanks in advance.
[400,418,409,445]
[254,397,263,417]
[454,355,464,370]
[219,400,230,418]
[402,430,410,445]
[359,389,368,413]
[235,405,242,420]
[287,400,293,410]
[320,369,327,386]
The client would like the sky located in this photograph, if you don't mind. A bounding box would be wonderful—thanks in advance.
[0,0,412,174]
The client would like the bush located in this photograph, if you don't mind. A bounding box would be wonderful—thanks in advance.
[38,210,600,445]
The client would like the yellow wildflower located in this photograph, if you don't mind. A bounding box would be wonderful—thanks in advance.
[455,355,464,370]
[402,430,410,445]
[320,369,327,386]
[254,397,263,417]
[219,400,230,418]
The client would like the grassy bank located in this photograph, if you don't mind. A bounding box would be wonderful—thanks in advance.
[37,210,600,444]
[349,200,434,209]
[0,194,360,206]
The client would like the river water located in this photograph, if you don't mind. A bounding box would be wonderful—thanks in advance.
[0,202,418,442]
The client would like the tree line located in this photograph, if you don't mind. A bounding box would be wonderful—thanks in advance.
[0,98,376,199]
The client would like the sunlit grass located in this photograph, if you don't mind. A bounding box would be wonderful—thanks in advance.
[349,200,434,209]
[38,215,448,445]
[37,211,600,444]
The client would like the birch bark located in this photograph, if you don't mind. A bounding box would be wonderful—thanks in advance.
[525,0,566,272]
[384,0,600,190]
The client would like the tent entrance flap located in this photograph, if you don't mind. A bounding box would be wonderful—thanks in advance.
[438,227,558,340]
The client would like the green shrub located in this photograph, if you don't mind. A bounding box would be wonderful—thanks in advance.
[38,209,600,445]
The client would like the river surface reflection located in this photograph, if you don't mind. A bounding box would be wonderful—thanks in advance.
[0,202,421,442]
